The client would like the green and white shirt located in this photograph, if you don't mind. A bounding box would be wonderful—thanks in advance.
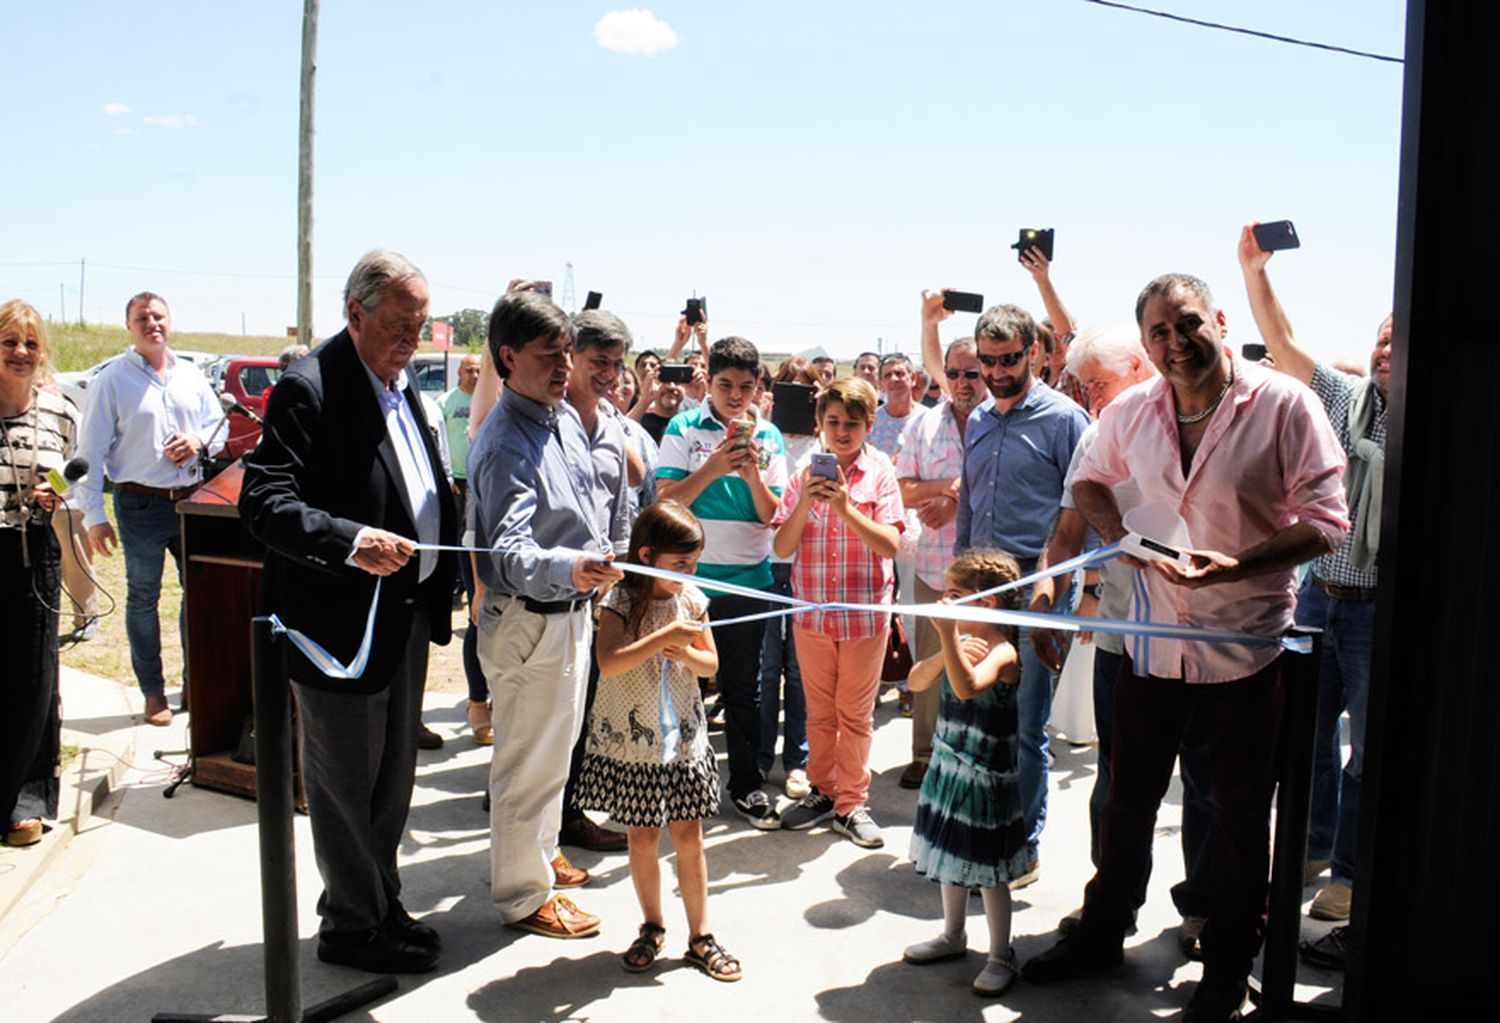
[656,405,787,589]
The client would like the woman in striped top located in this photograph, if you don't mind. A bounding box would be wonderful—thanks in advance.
[1,300,79,848]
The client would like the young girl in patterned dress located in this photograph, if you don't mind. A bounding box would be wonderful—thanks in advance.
[902,551,1031,996]
[574,500,742,982]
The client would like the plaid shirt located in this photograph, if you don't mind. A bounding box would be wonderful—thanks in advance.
[893,398,966,590]
[773,445,905,639]
[1307,363,1385,590]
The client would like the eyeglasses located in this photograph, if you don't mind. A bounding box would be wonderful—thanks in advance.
[945,368,981,380]
[977,350,1028,368]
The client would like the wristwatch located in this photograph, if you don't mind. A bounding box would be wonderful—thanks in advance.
[1082,583,1102,600]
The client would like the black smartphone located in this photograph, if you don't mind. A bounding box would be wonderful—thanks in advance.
[531,280,553,297]
[583,290,603,311]
[684,297,707,326]
[1252,220,1300,252]
[1242,343,1268,361]
[942,290,984,314]
[659,363,694,384]
[1011,227,1055,262]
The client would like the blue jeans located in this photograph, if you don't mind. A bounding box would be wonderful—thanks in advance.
[1017,622,1055,863]
[1295,576,1373,887]
[758,563,807,774]
[1090,647,1213,917]
[113,489,185,699]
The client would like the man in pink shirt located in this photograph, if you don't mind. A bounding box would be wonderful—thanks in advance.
[1023,274,1348,1023]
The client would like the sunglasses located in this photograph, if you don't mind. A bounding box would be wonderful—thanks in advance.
[977,350,1028,368]
[945,368,981,380]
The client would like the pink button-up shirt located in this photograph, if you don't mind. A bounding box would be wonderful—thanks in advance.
[1073,358,1348,683]
[773,445,905,640]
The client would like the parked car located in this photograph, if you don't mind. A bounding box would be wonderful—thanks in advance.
[217,356,281,459]
[409,351,470,396]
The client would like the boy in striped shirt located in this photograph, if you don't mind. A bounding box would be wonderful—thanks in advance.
[657,336,788,828]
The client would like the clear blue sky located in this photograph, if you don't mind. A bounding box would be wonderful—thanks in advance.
[3,1,1406,364]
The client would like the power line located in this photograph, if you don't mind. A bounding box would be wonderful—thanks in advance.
[1080,0,1403,64]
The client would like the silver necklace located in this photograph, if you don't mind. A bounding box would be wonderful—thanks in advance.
[1176,370,1233,425]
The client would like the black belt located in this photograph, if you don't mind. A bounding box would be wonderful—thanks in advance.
[521,596,589,615]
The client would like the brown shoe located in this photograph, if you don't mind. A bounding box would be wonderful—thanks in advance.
[5,818,43,847]
[899,760,928,790]
[559,814,628,852]
[468,700,495,746]
[552,851,589,889]
[507,895,600,939]
[416,723,444,750]
[143,694,173,727]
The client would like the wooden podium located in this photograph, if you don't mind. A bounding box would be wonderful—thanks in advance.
[178,462,269,799]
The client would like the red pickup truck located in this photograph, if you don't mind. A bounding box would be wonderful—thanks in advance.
[219,356,281,459]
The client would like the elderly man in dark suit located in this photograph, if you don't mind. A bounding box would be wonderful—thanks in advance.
[240,249,457,974]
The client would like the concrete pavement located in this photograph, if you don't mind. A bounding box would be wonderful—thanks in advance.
[0,669,1345,1021]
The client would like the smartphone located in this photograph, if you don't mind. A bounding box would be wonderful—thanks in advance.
[531,280,553,297]
[583,290,603,311]
[658,363,694,384]
[1252,220,1300,252]
[942,290,985,314]
[810,452,839,481]
[684,297,707,326]
[729,418,754,448]
[1242,343,1268,361]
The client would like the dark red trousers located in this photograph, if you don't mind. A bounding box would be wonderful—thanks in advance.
[1082,654,1284,983]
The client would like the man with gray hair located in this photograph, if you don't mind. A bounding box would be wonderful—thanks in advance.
[240,249,457,973]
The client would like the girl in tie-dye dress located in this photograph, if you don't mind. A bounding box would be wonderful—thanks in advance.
[902,550,1031,997]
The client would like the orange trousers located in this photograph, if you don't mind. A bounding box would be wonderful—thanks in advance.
[792,625,889,816]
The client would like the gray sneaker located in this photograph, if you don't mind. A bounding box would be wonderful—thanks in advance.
[780,790,835,830]
[832,807,884,848]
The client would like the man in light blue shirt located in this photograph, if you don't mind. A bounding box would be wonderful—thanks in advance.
[74,292,224,726]
[952,301,1089,881]
[469,289,623,940]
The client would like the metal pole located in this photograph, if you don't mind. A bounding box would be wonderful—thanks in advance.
[78,257,86,327]
[297,0,318,348]
[252,618,301,1023]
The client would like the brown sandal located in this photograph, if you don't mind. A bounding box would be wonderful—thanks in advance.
[621,922,666,972]
[685,933,742,982]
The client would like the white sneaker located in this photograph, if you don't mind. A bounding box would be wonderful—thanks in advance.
[972,949,1018,996]
[785,768,811,799]
[903,932,967,964]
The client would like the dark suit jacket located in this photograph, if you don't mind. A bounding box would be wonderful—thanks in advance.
[239,330,457,694]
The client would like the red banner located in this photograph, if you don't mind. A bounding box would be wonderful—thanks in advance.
[430,321,454,351]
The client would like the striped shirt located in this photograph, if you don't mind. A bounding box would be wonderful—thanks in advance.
[1,389,79,529]
[894,398,967,590]
[656,404,787,589]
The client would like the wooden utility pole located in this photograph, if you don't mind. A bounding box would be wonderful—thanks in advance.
[78,257,86,327]
[297,1,318,346]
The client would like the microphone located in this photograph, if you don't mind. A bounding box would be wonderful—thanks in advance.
[45,457,90,495]
[219,392,264,425]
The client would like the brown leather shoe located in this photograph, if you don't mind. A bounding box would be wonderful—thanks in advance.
[899,760,928,790]
[559,814,628,852]
[552,851,589,889]
[143,694,173,727]
[507,895,600,939]
[415,723,444,750]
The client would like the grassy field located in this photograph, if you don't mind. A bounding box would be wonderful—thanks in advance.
[47,322,288,374]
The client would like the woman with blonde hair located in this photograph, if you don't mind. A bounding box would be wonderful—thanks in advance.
[0,300,80,847]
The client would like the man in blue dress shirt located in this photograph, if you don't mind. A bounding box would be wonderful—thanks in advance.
[469,290,624,940]
[951,300,1089,885]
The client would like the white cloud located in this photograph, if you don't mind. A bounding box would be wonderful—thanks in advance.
[143,113,200,129]
[102,102,130,117]
[114,127,136,136]
[594,9,677,55]
[84,142,100,150]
